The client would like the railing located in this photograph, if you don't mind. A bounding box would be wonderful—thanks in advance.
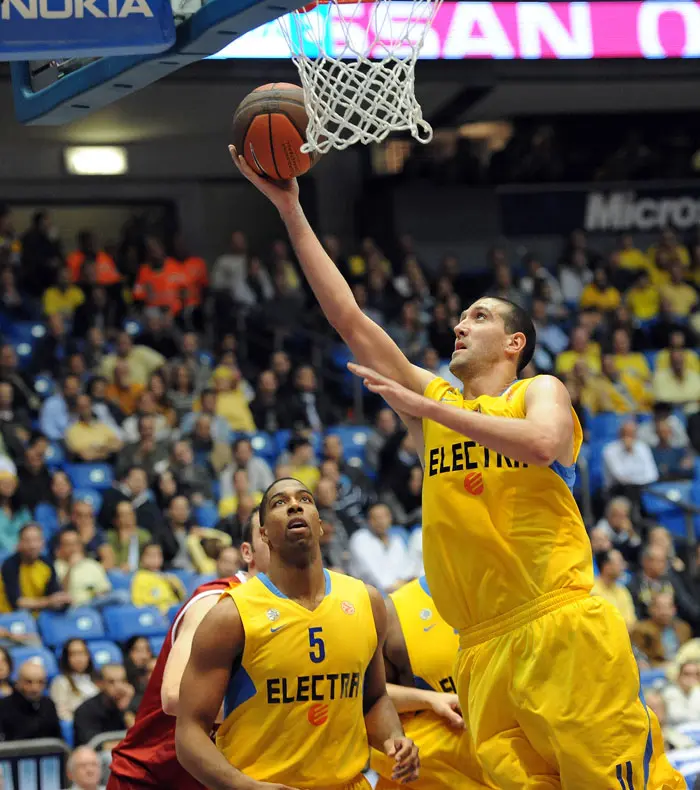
[0,738,70,790]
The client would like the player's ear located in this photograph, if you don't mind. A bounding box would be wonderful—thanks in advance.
[240,541,253,564]
[506,331,526,357]
[259,526,270,546]
[319,522,324,536]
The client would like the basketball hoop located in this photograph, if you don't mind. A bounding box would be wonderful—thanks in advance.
[279,0,442,155]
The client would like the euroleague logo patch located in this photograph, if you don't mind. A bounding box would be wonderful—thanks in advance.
[463,472,484,496]
[308,703,329,726]
[341,601,355,615]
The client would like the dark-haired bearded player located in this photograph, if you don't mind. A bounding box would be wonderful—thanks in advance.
[231,145,684,790]
[107,509,269,790]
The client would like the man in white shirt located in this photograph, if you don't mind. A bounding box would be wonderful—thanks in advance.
[603,421,659,490]
[65,745,105,790]
[349,502,412,594]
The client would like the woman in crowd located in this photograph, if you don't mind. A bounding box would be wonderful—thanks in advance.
[49,638,99,721]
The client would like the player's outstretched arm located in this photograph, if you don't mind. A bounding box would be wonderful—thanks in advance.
[176,598,298,790]
[229,148,432,397]
[350,368,575,468]
[161,594,220,715]
[364,586,420,784]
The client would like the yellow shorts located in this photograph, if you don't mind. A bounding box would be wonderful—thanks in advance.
[454,591,686,790]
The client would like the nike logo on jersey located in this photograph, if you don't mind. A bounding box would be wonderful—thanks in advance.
[270,626,284,633]
[424,624,436,632]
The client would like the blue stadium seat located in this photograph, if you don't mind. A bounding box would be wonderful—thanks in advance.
[34,375,54,399]
[641,481,694,538]
[44,442,65,469]
[588,413,630,443]
[8,321,45,345]
[88,640,123,668]
[73,488,103,512]
[37,607,105,649]
[194,502,219,529]
[9,646,59,681]
[34,503,60,539]
[13,342,34,369]
[65,463,114,491]
[642,350,658,371]
[0,611,38,640]
[123,319,142,337]
[326,426,373,462]
[668,745,700,783]
[678,723,700,746]
[60,719,74,748]
[107,570,133,592]
[167,604,181,624]
[169,569,196,592]
[585,440,608,495]
[639,667,669,687]
[149,636,165,656]
[389,526,410,546]
[249,432,278,464]
[103,606,169,643]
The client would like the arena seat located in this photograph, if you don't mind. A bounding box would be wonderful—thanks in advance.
[34,503,61,539]
[326,426,372,462]
[169,569,196,592]
[107,570,133,592]
[9,645,59,680]
[38,607,105,649]
[167,604,181,623]
[103,606,169,643]
[589,413,630,443]
[64,463,114,491]
[0,611,38,639]
[33,375,54,399]
[14,342,34,369]
[641,481,694,538]
[73,488,103,512]
[678,723,700,746]
[194,501,219,528]
[61,719,74,748]
[88,640,124,668]
[639,667,669,687]
[44,442,65,469]
[149,635,165,656]
[249,432,278,465]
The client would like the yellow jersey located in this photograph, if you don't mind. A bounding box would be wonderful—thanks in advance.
[217,569,376,789]
[421,376,593,634]
[371,577,484,790]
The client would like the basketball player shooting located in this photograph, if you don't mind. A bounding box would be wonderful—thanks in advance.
[176,477,419,790]
[230,147,684,790]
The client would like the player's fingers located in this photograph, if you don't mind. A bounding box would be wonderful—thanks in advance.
[392,741,414,762]
[392,754,419,782]
[444,708,465,728]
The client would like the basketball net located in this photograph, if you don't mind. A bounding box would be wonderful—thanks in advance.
[279,0,443,155]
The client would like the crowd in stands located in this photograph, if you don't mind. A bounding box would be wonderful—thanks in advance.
[2,201,700,785]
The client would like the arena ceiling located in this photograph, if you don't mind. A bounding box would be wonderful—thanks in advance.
[1,57,700,145]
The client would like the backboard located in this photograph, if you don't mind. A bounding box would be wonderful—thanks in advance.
[6,0,310,124]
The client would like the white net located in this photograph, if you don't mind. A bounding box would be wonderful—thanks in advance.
[279,0,443,154]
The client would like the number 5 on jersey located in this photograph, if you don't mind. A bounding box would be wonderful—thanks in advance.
[309,627,326,663]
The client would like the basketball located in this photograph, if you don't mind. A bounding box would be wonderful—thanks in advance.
[232,83,320,181]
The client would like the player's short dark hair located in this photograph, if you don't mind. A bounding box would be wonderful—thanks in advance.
[259,477,310,525]
[491,297,536,373]
[240,506,260,546]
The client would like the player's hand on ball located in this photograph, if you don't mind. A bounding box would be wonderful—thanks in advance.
[385,736,419,784]
[429,693,464,729]
[228,146,299,211]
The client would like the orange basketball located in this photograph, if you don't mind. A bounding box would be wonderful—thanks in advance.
[232,83,321,180]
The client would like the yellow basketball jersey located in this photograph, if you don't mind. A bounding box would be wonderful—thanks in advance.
[422,376,593,634]
[217,569,376,789]
[371,577,485,790]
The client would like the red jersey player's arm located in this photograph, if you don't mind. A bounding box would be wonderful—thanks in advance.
[161,594,221,715]
[364,586,420,784]
[176,597,296,790]
[229,150,433,398]
[383,597,463,727]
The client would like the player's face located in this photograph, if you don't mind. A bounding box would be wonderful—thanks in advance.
[261,481,321,566]
[449,298,518,379]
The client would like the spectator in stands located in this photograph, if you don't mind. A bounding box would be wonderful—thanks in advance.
[315,477,350,573]
[611,328,651,384]
[249,370,302,433]
[617,234,650,274]
[116,414,170,480]
[388,301,428,363]
[215,544,241,578]
[559,247,593,306]
[220,437,273,502]
[73,286,120,340]
[631,591,691,668]
[349,503,412,594]
[167,365,196,420]
[661,261,698,319]
[180,388,230,443]
[160,495,195,570]
[0,648,12,697]
[366,409,398,473]
[187,415,231,476]
[555,325,601,376]
[0,381,31,451]
[602,420,659,492]
[39,374,80,441]
[68,499,108,562]
[133,237,189,316]
[211,231,247,298]
[210,366,255,433]
[0,344,39,415]
[0,458,31,554]
[106,502,151,573]
[486,263,524,308]
[591,549,636,629]
[73,664,134,747]
[123,635,154,707]
[100,331,165,388]
[0,523,70,612]
[0,267,31,321]
[629,546,678,620]
[579,267,621,313]
[170,332,211,393]
[54,529,119,608]
[0,658,61,741]
[145,372,177,433]
[231,255,274,308]
[37,469,74,538]
[638,402,689,448]
[30,313,73,378]
[20,211,62,297]
[16,434,50,512]
[286,436,320,493]
[625,270,660,322]
[49,639,99,722]
[169,440,212,502]
[595,496,642,566]
[87,376,125,433]
[652,419,695,480]
[653,348,700,412]
[657,330,700,373]
[383,464,423,527]
[588,355,650,414]
[270,350,294,396]
[530,298,568,372]
[131,543,184,613]
[105,361,144,417]
[43,267,84,319]
[65,745,105,790]
[292,365,340,431]
[138,309,180,360]
[65,394,122,463]
[67,231,120,287]
[663,661,700,727]
[427,303,456,360]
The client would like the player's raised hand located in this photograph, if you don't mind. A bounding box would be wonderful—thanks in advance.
[347,363,430,419]
[429,693,465,729]
[385,736,420,784]
[228,145,299,213]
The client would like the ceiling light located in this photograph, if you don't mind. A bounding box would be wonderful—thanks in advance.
[64,146,128,176]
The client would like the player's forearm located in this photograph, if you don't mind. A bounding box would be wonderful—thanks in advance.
[364,693,405,751]
[422,401,559,467]
[176,722,253,790]
[386,684,439,713]
[278,203,359,330]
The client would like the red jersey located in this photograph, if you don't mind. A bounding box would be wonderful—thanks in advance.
[109,573,246,788]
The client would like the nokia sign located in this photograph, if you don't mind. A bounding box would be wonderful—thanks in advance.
[584,191,700,233]
[1,0,154,18]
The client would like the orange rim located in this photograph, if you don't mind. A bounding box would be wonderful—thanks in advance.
[298,0,375,12]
